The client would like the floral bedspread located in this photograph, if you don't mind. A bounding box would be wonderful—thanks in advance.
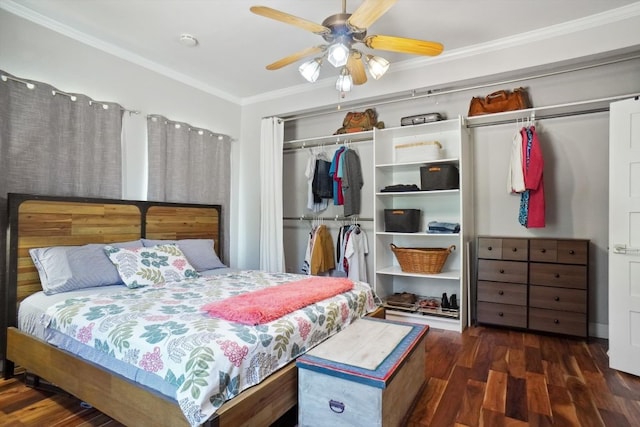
[42,270,377,426]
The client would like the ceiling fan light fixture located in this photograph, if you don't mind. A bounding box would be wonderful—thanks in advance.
[327,42,350,68]
[299,58,323,82]
[366,54,390,80]
[335,68,353,92]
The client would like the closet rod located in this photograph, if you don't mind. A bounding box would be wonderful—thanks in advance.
[466,106,610,128]
[277,53,640,122]
[283,136,372,152]
[284,215,373,222]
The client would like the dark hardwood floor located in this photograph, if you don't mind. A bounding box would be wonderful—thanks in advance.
[2,325,640,426]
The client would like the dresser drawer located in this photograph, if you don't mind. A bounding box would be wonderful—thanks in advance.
[477,302,527,328]
[529,263,587,289]
[478,238,503,259]
[529,286,587,313]
[530,239,588,264]
[529,308,587,337]
[477,259,527,284]
[501,238,528,261]
[478,238,527,261]
[477,281,527,306]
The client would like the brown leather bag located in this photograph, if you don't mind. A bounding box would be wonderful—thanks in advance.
[468,87,530,116]
[334,108,385,134]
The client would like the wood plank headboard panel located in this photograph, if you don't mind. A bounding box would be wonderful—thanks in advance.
[11,198,142,305]
[145,204,221,258]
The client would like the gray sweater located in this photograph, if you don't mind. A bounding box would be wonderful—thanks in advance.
[341,149,363,216]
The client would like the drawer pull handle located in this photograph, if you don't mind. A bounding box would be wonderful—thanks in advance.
[499,269,505,274]
[555,273,560,278]
[329,399,345,414]
[569,250,575,255]
[498,312,504,317]
[488,246,493,251]
[541,249,546,253]
[554,319,560,324]
[498,290,504,295]
[512,247,517,252]
[554,296,560,301]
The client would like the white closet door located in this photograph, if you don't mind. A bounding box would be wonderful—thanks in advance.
[608,97,640,376]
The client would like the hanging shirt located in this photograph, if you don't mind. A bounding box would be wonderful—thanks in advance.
[305,151,328,212]
[523,126,545,227]
[341,148,364,216]
[508,128,526,193]
[330,147,346,206]
[344,226,368,282]
[310,224,336,275]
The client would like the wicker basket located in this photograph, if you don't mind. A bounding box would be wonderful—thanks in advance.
[390,243,456,274]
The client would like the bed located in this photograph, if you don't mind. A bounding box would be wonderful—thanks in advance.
[1,193,381,427]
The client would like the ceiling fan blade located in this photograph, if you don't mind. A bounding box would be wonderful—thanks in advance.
[347,51,367,85]
[347,0,398,32]
[363,35,444,56]
[250,6,330,35]
[266,46,325,70]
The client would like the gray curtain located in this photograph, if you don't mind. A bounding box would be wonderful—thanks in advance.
[0,70,123,370]
[147,115,231,264]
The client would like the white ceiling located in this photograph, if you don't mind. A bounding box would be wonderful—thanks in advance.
[3,0,638,103]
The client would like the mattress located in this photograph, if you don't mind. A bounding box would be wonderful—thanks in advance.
[17,269,377,426]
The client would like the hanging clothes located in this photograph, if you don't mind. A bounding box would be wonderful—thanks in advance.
[309,224,336,275]
[305,150,328,212]
[341,148,364,216]
[517,126,545,228]
[329,146,346,206]
[507,128,526,193]
[344,225,368,282]
[523,126,545,227]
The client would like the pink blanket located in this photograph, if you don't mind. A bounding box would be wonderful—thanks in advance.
[201,277,354,325]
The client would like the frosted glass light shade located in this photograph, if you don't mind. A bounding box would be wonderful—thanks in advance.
[327,43,350,68]
[299,58,322,82]
[335,68,353,92]
[366,55,390,79]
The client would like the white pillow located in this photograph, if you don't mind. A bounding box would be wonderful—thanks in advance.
[29,240,143,295]
[141,238,225,271]
[104,243,200,288]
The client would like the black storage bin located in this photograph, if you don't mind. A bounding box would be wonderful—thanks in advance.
[384,209,421,233]
[420,164,459,191]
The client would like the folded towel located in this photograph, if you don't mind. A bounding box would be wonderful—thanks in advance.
[427,221,460,234]
[201,277,354,325]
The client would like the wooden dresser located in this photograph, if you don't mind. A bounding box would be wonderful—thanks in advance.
[476,237,589,338]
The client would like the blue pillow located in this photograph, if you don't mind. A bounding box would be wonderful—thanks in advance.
[29,240,143,295]
[141,238,225,272]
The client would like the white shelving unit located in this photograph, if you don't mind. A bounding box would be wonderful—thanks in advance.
[373,117,473,332]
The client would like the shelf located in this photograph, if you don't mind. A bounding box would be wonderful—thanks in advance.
[376,265,460,280]
[465,93,640,128]
[376,157,459,169]
[376,232,460,237]
[376,189,459,197]
[377,117,462,136]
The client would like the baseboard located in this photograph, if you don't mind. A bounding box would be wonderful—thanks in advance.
[589,322,608,339]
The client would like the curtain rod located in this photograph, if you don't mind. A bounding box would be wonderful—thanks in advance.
[278,53,640,122]
[1,73,140,115]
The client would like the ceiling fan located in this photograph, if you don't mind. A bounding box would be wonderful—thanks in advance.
[250,0,444,92]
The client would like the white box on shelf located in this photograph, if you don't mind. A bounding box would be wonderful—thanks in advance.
[393,140,442,163]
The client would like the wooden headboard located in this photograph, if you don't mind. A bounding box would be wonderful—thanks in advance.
[2,193,222,368]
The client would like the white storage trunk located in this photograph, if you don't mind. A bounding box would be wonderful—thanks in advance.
[297,317,428,427]
[394,140,442,163]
